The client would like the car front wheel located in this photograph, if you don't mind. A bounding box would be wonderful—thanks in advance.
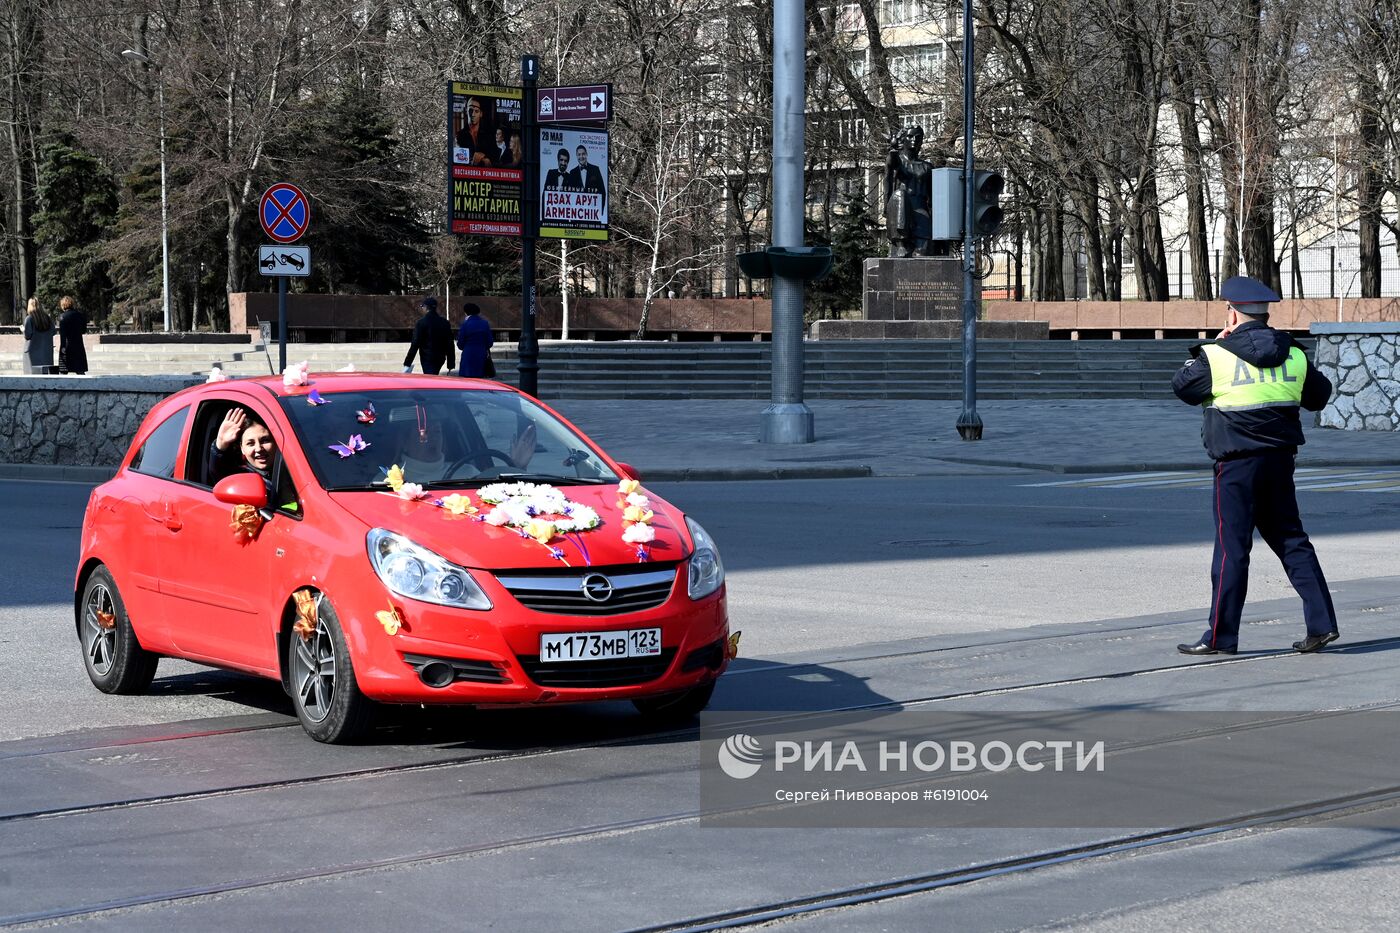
[79,565,158,695]
[287,592,374,743]
[632,680,716,724]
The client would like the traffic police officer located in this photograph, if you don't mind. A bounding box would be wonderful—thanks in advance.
[1172,275,1339,655]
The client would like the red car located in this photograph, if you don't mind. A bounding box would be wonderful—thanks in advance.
[75,373,730,742]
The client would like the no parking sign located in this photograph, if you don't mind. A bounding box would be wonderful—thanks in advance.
[259,183,311,243]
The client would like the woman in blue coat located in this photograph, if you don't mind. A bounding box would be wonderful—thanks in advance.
[456,303,495,378]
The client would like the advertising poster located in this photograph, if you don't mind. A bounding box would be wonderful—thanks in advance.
[538,126,609,241]
[447,81,523,236]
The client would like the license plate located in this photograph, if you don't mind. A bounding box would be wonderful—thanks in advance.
[539,628,662,662]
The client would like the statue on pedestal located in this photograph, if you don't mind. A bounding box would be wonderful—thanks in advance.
[883,126,935,258]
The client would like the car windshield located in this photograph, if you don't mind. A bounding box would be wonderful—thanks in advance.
[279,387,618,491]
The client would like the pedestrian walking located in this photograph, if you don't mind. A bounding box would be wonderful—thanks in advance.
[456,302,495,378]
[1171,275,1338,656]
[402,297,454,375]
[57,296,89,376]
[22,297,56,374]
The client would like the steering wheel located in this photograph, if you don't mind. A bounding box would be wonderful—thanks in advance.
[442,449,516,479]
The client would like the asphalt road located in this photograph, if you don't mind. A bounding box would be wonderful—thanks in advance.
[2,474,1399,931]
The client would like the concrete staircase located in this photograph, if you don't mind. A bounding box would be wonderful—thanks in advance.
[2,339,1231,400]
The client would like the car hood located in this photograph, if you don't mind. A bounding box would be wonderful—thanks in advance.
[328,484,691,569]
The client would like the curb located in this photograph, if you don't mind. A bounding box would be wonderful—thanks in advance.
[0,463,115,484]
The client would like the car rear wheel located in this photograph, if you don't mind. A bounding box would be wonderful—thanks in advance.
[79,566,158,695]
[287,593,374,743]
[632,680,715,724]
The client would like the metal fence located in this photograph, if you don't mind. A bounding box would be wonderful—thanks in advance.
[985,245,1400,301]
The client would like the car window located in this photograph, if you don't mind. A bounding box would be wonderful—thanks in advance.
[186,398,300,513]
[279,388,617,490]
[130,406,190,479]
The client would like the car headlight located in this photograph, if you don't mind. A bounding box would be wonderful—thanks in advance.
[366,529,492,610]
[685,516,724,600]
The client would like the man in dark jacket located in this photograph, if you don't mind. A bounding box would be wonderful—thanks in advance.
[403,297,455,375]
[1171,276,1338,656]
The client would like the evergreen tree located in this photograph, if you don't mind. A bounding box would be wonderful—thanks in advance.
[106,159,161,329]
[809,195,878,321]
[296,88,427,293]
[34,136,119,315]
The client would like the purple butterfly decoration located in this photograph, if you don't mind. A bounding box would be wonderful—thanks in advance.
[307,389,330,406]
[328,434,369,458]
[356,402,376,424]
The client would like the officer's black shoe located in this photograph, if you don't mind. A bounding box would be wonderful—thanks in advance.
[1177,641,1237,656]
[1292,632,1339,653]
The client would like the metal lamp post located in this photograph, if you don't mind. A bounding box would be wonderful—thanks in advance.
[760,0,815,444]
[121,48,172,333]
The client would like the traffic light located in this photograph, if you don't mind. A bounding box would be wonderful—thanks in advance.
[929,167,1005,240]
[972,170,1004,236]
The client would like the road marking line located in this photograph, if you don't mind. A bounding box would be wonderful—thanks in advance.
[1020,471,1191,488]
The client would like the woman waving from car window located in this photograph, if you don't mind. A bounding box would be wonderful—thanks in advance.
[206,408,298,511]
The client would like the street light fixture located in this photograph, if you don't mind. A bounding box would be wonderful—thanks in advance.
[121,48,172,333]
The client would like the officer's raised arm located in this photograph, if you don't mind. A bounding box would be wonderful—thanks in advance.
[1299,350,1333,411]
[1171,351,1213,405]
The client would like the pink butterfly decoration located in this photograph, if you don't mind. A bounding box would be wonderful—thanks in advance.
[329,434,369,458]
[356,402,377,424]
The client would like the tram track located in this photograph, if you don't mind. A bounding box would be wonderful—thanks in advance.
[3,700,1399,929]
[617,786,1400,933]
[4,633,1398,827]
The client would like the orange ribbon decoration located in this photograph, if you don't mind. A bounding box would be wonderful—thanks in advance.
[292,588,318,641]
[230,504,265,544]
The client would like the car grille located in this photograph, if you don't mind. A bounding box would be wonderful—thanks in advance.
[495,564,679,616]
[517,648,678,688]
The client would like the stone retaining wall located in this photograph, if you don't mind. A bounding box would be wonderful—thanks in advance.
[1311,323,1400,431]
[0,376,199,467]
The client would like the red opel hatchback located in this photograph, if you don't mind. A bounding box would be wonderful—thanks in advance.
[75,373,730,742]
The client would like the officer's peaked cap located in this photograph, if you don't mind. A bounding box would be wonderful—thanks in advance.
[1221,276,1280,305]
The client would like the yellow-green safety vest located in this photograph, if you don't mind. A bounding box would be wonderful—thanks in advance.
[1200,343,1307,411]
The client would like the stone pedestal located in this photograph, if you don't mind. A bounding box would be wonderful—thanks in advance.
[811,257,1048,340]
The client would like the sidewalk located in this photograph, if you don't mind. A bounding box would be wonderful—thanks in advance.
[546,399,1400,480]
[8,399,1400,485]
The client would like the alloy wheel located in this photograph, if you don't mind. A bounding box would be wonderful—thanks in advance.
[83,583,117,677]
[292,598,337,723]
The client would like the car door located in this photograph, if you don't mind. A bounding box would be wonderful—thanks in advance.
[108,404,193,653]
[159,394,294,676]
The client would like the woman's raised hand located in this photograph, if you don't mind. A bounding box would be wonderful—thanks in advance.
[215,409,246,450]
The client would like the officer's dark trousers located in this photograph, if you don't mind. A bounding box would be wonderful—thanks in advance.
[1203,449,1337,650]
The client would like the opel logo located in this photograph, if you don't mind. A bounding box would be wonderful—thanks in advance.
[580,573,613,603]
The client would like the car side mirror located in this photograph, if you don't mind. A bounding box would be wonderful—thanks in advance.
[214,473,268,509]
[616,462,640,481]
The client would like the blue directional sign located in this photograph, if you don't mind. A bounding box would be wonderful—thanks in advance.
[259,183,311,243]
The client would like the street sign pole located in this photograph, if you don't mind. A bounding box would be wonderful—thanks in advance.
[518,55,541,398]
[258,183,311,375]
[278,276,287,371]
[956,0,983,441]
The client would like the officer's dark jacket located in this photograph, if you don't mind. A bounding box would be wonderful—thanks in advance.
[1171,319,1332,461]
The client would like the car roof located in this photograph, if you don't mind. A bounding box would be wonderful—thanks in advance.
[180,372,515,401]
